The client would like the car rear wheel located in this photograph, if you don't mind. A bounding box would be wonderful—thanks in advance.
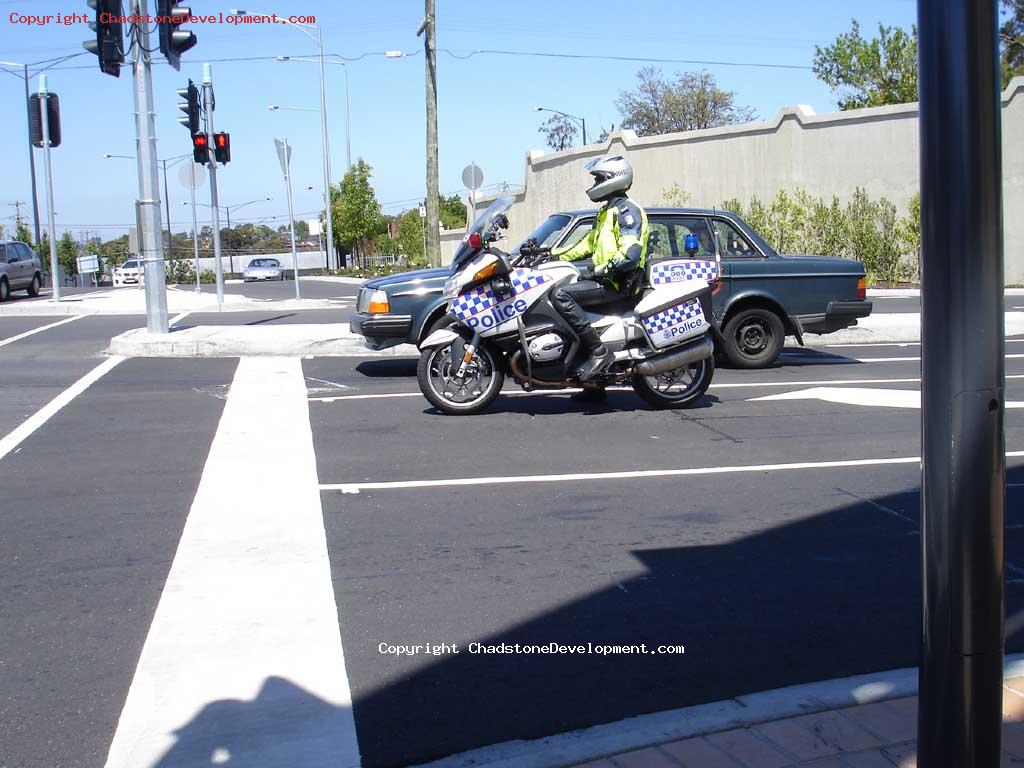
[722,307,785,368]
[26,274,41,297]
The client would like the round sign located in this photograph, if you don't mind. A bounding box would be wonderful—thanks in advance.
[461,163,484,190]
[177,162,207,190]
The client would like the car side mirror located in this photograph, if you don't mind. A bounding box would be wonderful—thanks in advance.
[684,233,700,256]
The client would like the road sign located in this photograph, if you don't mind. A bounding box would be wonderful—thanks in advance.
[77,254,100,274]
[274,138,292,176]
[307,218,322,236]
[177,162,206,190]
[461,162,483,190]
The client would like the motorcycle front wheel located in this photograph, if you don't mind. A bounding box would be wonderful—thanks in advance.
[632,355,715,410]
[417,339,505,415]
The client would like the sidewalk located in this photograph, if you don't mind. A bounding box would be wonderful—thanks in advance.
[573,684,1024,768]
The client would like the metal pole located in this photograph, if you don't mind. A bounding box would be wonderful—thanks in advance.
[342,63,351,172]
[38,75,61,303]
[162,158,172,258]
[203,63,225,308]
[315,27,336,272]
[24,65,41,245]
[189,171,201,293]
[283,138,301,300]
[422,0,441,267]
[917,0,1005,765]
[581,117,587,146]
[226,207,233,274]
[130,1,169,333]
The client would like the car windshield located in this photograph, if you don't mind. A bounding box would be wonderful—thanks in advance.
[248,259,280,268]
[516,214,572,252]
[122,261,137,269]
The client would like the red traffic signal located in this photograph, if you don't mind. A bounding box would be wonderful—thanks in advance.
[192,132,209,165]
[213,132,231,164]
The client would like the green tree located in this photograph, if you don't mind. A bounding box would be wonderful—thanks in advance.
[331,159,386,264]
[395,209,426,265]
[15,220,33,245]
[57,231,79,278]
[1003,0,1024,86]
[813,20,919,109]
[616,67,755,137]
[659,183,691,207]
[538,113,578,151]
[897,193,922,282]
[438,194,467,230]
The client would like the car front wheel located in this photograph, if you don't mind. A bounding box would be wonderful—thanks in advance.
[722,307,785,368]
[0,277,9,302]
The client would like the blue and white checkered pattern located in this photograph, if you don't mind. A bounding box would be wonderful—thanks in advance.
[651,260,718,285]
[642,299,704,335]
[449,268,550,322]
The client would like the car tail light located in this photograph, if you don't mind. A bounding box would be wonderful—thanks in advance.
[856,278,867,300]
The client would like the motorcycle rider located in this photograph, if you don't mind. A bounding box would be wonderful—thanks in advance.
[550,155,649,380]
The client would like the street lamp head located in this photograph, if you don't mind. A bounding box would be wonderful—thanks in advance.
[276,56,290,61]
[268,105,279,110]
[533,107,544,112]
[384,50,405,58]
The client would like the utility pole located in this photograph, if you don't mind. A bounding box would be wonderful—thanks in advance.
[38,75,61,302]
[23,65,41,245]
[418,0,440,267]
[202,63,225,308]
[130,0,169,333]
[916,0,1005,765]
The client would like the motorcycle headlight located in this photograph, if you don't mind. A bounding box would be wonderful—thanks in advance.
[443,275,460,298]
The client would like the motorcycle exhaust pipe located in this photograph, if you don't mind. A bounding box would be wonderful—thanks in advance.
[635,335,714,376]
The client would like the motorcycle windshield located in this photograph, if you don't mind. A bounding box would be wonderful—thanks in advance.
[450,195,516,272]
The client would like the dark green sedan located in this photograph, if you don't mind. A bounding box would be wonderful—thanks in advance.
[350,208,872,368]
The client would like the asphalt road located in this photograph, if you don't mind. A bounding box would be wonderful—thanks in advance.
[3,318,1024,767]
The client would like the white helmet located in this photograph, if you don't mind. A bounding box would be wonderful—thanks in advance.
[584,155,634,203]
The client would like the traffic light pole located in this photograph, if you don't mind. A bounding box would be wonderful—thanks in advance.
[916,0,1006,764]
[188,170,201,294]
[202,64,225,309]
[130,0,169,333]
[38,75,60,303]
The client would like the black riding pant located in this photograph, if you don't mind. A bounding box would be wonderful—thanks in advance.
[551,280,625,348]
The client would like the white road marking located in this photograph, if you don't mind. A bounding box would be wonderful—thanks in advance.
[0,355,124,463]
[751,386,1024,409]
[848,353,1024,363]
[169,311,191,326]
[105,357,360,768]
[321,452,1024,494]
[309,374,1024,404]
[820,339,1024,349]
[0,315,81,348]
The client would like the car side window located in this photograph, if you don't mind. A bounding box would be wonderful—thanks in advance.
[0,244,7,263]
[16,244,34,262]
[559,221,593,250]
[670,217,716,259]
[712,219,760,259]
[647,221,672,258]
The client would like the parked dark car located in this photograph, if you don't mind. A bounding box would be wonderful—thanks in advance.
[0,241,43,301]
[350,208,872,368]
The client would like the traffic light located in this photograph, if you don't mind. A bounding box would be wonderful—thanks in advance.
[192,132,209,165]
[177,80,200,134]
[156,1,197,70]
[213,132,231,164]
[28,93,61,148]
[83,0,125,77]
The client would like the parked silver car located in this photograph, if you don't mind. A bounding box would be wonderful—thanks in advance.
[242,258,284,281]
[0,241,43,301]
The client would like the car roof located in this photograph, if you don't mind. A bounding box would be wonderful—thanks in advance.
[558,207,741,218]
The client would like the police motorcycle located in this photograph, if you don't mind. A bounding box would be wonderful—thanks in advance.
[416,195,719,415]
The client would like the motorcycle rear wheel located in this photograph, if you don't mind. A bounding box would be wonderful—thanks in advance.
[418,340,505,415]
[632,355,714,409]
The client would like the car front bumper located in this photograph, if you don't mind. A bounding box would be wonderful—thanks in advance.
[350,312,414,350]
[798,300,873,335]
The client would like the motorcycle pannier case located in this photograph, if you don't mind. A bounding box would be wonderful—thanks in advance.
[638,279,713,350]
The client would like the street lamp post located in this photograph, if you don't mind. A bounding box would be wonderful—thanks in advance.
[0,61,42,245]
[104,152,191,258]
[231,10,337,272]
[533,106,588,146]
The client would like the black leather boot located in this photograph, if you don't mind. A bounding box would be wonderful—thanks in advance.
[575,329,614,381]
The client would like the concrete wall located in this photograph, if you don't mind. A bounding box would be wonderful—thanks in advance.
[462,77,1024,283]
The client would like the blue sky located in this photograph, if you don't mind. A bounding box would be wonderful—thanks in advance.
[0,0,918,240]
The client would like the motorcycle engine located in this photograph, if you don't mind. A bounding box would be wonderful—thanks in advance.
[528,333,565,363]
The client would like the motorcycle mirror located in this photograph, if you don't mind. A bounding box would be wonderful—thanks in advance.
[684,233,700,256]
[495,214,509,230]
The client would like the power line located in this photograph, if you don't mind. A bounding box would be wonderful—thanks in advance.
[437,48,813,71]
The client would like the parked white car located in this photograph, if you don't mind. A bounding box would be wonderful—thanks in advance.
[113,260,143,287]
